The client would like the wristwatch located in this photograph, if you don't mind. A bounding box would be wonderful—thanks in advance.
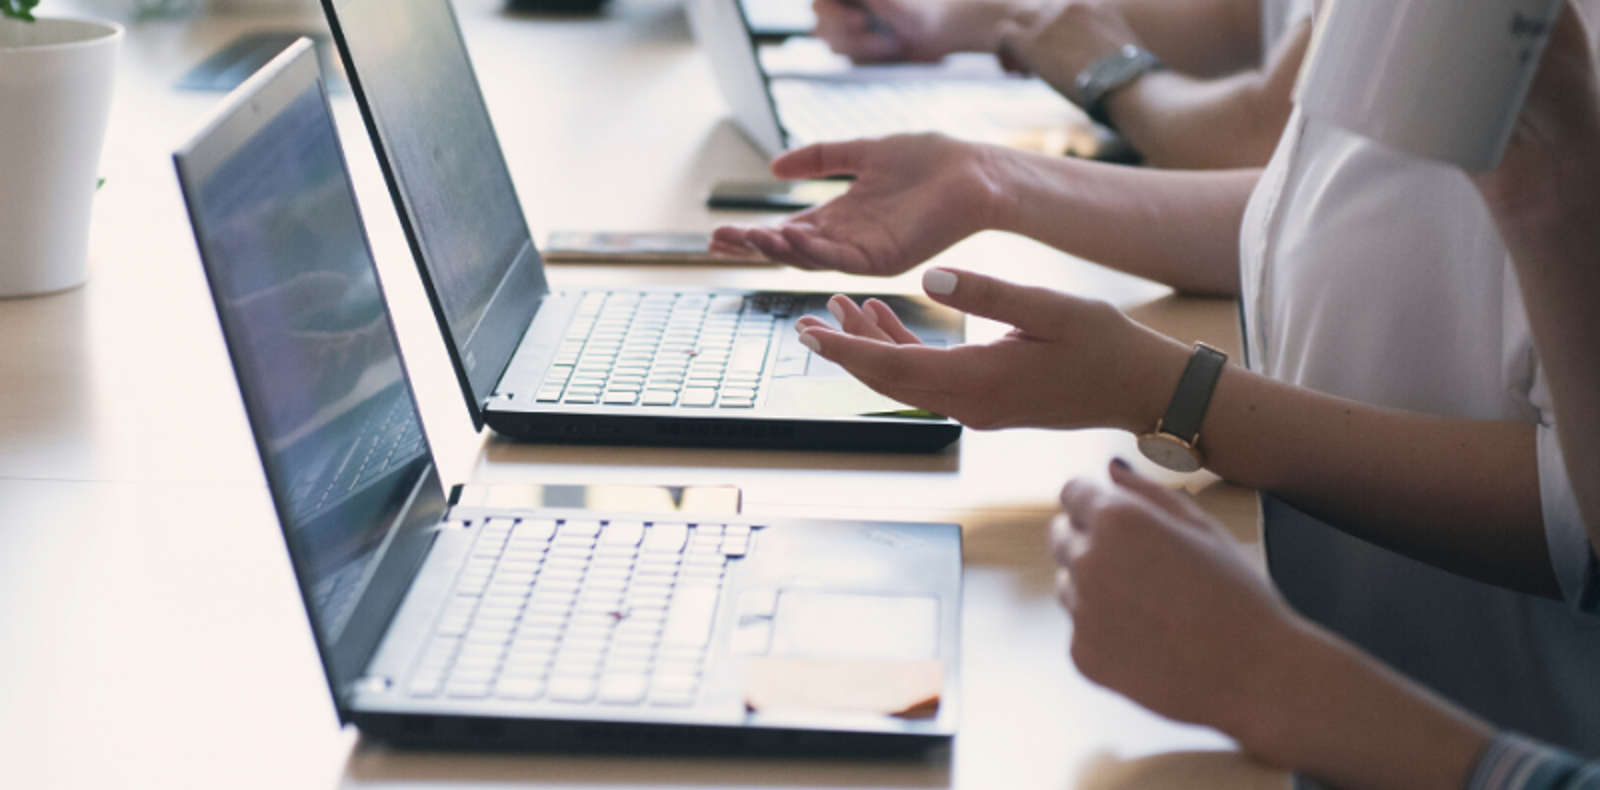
[1137,342,1227,473]
[1074,44,1164,130]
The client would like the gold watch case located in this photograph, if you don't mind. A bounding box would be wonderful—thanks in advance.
[1136,424,1204,473]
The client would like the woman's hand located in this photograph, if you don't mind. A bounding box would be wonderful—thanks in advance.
[1054,461,1303,733]
[711,135,1014,277]
[811,0,1018,63]
[792,267,1189,431]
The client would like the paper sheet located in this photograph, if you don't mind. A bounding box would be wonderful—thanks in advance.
[745,658,943,718]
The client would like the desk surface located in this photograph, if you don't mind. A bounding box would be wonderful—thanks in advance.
[0,2,1282,788]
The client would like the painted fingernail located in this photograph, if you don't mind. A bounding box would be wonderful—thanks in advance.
[827,297,845,322]
[923,268,958,296]
[1111,457,1132,472]
[798,332,822,353]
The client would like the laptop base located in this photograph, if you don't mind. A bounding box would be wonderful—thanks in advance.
[485,412,961,452]
[353,711,952,757]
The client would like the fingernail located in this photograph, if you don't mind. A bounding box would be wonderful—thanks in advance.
[923,268,958,296]
[798,332,821,353]
[827,297,845,322]
[1111,457,1132,472]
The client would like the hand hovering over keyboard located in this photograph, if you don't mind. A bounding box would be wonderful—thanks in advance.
[711,134,1010,276]
[811,0,1019,63]
[792,267,1188,431]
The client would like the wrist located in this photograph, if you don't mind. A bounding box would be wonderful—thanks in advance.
[1235,618,1494,790]
[1112,330,1192,436]
[1223,616,1340,768]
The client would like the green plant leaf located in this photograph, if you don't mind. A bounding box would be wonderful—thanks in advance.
[2,0,41,23]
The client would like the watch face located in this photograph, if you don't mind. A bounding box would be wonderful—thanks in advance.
[1137,433,1203,473]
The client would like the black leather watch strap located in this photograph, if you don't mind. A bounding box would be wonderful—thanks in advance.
[1158,343,1227,444]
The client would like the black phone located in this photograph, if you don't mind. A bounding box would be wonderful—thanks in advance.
[706,179,850,211]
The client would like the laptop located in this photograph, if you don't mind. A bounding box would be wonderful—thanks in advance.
[175,40,961,753]
[685,0,1095,158]
[316,0,962,453]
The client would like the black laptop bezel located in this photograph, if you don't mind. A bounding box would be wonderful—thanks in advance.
[318,0,961,452]
[320,0,547,432]
[174,40,449,719]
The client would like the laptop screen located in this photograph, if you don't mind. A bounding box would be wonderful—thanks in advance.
[177,46,443,675]
[324,0,550,424]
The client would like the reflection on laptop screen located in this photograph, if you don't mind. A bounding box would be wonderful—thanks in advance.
[187,78,432,646]
[331,0,539,352]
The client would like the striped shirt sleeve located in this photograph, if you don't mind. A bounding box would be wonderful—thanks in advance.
[1465,732,1600,790]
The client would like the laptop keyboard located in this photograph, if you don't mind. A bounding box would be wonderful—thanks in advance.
[773,79,1074,148]
[534,291,805,409]
[288,394,426,520]
[408,516,756,707]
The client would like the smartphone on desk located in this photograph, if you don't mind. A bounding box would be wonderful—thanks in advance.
[541,231,772,265]
[706,179,851,211]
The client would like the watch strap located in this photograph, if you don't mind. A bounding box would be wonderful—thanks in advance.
[1076,44,1164,130]
[1157,343,1227,444]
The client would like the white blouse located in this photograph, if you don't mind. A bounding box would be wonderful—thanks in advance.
[1236,27,1600,748]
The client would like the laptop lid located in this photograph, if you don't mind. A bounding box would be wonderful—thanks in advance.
[687,0,790,157]
[320,0,549,431]
[175,40,450,717]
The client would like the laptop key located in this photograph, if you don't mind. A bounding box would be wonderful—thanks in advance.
[548,676,599,703]
[662,587,719,648]
[679,388,716,407]
[495,676,546,701]
[445,679,494,699]
[408,673,444,697]
[598,673,650,705]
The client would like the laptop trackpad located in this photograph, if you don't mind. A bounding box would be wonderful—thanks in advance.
[768,592,939,661]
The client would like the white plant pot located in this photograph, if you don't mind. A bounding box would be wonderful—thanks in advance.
[0,16,122,298]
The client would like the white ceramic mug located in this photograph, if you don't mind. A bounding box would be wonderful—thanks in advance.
[0,16,122,298]
[1294,0,1564,171]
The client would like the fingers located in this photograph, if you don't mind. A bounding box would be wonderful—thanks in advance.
[1056,477,1114,551]
[994,17,1035,74]
[920,267,1075,338]
[772,141,871,181]
[863,298,923,344]
[1107,460,1214,528]
[794,327,961,412]
[741,227,814,270]
[708,227,765,259]
[825,295,893,342]
[812,0,901,62]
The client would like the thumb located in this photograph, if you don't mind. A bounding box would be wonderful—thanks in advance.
[994,16,1036,74]
[920,267,1076,338]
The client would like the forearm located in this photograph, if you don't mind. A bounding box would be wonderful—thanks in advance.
[1104,20,1307,169]
[943,0,1042,53]
[986,150,1253,295]
[1480,133,1600,552]
[1110,0,1262,76]
[1232,617,1493,790]
[1196,365,1557,597]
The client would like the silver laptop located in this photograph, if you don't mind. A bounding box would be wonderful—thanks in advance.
[175,41,961,753]
[318,0,964,453]
[686,0,1092,157]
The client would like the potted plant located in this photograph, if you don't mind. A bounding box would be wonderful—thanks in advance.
[0,0,123,297]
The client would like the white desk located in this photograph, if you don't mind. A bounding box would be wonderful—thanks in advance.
[0,2,1282,788]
